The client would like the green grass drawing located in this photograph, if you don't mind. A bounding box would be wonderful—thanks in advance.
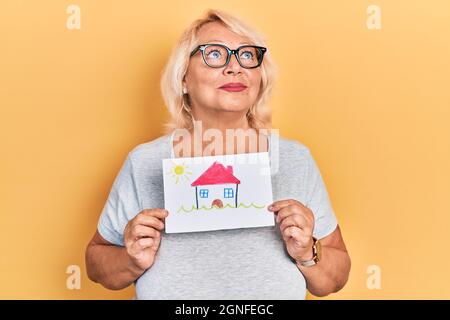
[177,202,266,213]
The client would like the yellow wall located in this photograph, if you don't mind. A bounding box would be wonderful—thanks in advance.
[1,0,449,299]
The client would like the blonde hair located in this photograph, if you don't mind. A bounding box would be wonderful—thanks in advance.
[160,9,278,134]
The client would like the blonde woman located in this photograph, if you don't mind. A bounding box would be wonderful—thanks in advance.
[85,9,350,299]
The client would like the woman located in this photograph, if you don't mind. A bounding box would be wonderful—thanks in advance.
[85,9,351,299]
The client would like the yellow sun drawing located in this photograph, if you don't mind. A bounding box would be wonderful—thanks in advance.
[166,161,192,184]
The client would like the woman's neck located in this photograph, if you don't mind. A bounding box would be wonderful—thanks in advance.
[191,108,250,135]
[172,113,269,158]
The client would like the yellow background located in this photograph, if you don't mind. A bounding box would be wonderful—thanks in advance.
[1,0,449,299]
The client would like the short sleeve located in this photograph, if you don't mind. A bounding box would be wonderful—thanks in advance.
[97,153,142,246]
[304,148,338,240]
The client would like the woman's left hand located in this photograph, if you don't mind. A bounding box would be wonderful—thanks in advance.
[268,199,315,263]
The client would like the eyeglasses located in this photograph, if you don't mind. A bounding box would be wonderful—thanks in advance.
[190,44,267,69]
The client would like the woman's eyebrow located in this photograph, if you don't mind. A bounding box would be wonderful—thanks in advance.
[205,39,253,45]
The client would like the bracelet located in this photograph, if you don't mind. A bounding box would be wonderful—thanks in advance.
[296,237,321,267]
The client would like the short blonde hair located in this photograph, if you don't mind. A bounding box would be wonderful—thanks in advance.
[160,9,278,134]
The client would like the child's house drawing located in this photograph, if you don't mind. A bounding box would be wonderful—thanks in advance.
[191,161,241,209]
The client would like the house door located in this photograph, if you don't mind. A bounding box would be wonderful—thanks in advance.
[211,199,223,208]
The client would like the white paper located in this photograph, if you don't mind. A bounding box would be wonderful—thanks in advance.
[162,152,275,233]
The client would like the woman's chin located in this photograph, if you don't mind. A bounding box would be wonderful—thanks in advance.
[199,101,250,115]
[217,100,251,112]
[218,106,249,114]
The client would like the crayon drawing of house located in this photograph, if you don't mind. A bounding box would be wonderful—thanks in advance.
[191,161,241,209]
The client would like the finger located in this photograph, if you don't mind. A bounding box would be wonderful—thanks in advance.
[275,205,303,223]
[268,199,304,212]
[282,226,311,247]
[282,225,302,241]
[134,215,165,230]
[276,205,313,226]
[279,215,307,233]
[281,226,303,244]
[128,237,154,256]
[131,225,160,241]
[141,208,169,220]
[151,233,161,251]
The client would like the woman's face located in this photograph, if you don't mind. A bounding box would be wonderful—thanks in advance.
[183,22,262,119]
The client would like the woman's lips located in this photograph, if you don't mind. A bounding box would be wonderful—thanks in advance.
[220,86,247,92]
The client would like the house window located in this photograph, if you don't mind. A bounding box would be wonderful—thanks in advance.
[199,189,209,198]
[224,188,234,198]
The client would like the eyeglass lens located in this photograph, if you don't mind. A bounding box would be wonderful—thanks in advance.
[203,45,263,68]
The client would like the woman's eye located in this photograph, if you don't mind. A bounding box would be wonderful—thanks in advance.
[206,50,221,59]
[240,51,254,60]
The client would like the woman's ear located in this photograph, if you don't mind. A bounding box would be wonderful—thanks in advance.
[182,78,188,94]
[182,75,187,94]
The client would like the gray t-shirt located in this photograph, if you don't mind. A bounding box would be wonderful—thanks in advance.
[97,133,338,299]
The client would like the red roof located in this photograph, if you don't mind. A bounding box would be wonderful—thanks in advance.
[191,161,240,186]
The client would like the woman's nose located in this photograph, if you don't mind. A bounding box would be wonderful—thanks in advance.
[223,54,243,74]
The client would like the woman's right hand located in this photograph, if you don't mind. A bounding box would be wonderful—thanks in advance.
[123,208,168,271]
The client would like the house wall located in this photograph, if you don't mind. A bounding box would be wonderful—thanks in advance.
[196,183,237,208]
